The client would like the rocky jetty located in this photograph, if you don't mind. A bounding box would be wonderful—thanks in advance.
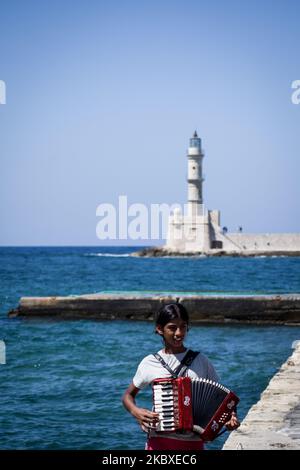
[132,246,300,257]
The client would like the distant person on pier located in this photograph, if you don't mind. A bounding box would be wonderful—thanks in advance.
[122,302,240,450]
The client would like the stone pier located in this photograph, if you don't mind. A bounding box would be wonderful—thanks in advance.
[8,293,300,324]
[223,340,300,450]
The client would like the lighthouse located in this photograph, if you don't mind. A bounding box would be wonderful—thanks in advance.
[162,132,300,256]
[187,131,204,218]
[165,131,213,252]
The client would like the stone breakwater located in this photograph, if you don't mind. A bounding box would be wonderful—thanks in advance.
[132,247,300,257]
[8,294,300,324]
[223,340,300,450]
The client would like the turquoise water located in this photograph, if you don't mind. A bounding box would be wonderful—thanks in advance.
[0,247,300,449]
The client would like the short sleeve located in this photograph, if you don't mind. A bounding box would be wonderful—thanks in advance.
[132,357,151,390]
[206,359,220,382]
[191,353,220,382]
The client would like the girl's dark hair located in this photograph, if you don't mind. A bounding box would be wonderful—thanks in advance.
[155,302,189,328]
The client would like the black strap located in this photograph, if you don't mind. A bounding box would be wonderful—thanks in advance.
[153,353,178,378]
[153,349,199,378]
[175,350,199,377]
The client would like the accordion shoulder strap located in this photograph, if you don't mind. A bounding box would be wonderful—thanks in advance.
[153,353,178,378]
[153,349,199,378]
[175,349,199,377]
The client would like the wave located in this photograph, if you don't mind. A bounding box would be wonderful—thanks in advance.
[84,253,131,258]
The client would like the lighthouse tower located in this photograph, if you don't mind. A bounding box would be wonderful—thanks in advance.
[165,131,214,253]
[187,131,204,217]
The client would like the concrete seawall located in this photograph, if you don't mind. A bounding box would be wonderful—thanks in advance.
[223,340,300,449]
[8,293,300,324]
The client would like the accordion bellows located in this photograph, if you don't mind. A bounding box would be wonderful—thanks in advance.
[152,377,239,441]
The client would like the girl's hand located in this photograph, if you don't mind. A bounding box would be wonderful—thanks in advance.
[133,408,159,433]
[225,411,240,431]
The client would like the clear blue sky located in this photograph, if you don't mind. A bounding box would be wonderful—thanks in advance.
[0,0,299,245]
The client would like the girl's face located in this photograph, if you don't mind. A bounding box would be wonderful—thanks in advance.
[156,318,188,353]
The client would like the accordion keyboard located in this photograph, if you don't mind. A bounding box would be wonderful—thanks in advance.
[152,381,177,431]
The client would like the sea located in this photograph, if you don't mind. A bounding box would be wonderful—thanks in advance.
[0,246,300,450]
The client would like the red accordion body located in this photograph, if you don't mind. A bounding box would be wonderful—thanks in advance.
[152,376,239,441]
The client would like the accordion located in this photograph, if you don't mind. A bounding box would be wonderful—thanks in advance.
[152,376,239,441]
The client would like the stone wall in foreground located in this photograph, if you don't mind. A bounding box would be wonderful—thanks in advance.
[223,340,300,450]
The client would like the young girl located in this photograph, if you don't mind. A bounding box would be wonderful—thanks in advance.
[122,302,240,450]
